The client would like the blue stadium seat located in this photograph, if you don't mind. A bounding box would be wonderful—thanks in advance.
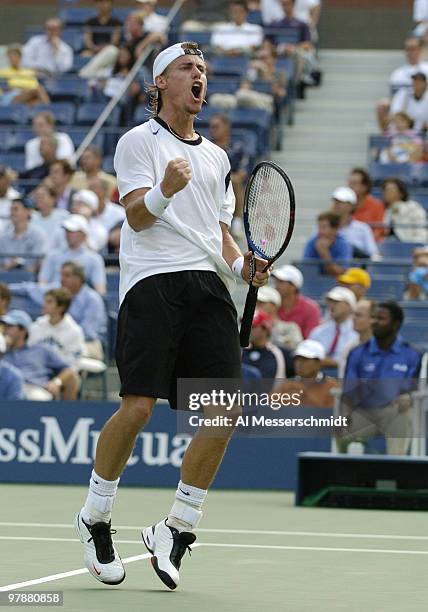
[264,26,301,45]
[366,277,406,301]
[133,105,151,125]
[102,155,115,174]
[68,129,104,152]
[0,270,35,284]
[61,29,84,52]
[59,7,95,25]
[369,162,413,186]
[400,321,428,351]
[102,129,127,155]
[45,78,89,104]
[368,134,390,161]
[366,261,412,278]
[76,103,120,126]
[247,10,263,25]
[28,103,75,125]
[0,154,26,173]
[211,57,249,77]
[229,108,272,154]
[106,271,119,294]
[71,55,91,73]
[181,31,212,48]
[3,130,34,153]
[196,105,228,124]
[401,301,428,322]
[252,80,274,95]
[379,240,424,259]
[0,106,28,125]
[9,295,42,320]
[112,7,134,23]
[302,277,336,299]
[208,78,240,96]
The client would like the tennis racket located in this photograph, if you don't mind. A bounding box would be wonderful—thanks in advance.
[239,161,295,348]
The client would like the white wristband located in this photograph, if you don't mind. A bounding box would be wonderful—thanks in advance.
[231,256,244,279]
[144,182,173,218]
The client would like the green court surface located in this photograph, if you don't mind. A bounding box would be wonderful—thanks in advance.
[1,484,428,612]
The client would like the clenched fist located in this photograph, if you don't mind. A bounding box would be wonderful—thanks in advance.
[160,158,192,198]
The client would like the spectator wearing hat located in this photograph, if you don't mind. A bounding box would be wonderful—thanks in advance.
[0,197,47,273]
[337,298,376,378]
[331,187,378,259]
[31,184,70,249]
[0,166,20,226]
[70,189,108,252]
[273,339,340,408]
[339,302,421,455]
[309,286,358,368]
[2,309,79,400]
[303,211,352,276]
[25,111,74,171]
[387,71,428,132]
[82,0,123,57]
[348,168,385,243]
[242,310,294,383]
[337,267,371,301]
[272,264,320,338]
[0,331,24,400]
[39,214,106,295]
[28,288,85,368]
[22,18,73,77]
[257,285,303,350]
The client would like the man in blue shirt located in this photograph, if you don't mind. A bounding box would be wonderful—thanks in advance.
[38,214,106,295]
[0,332,24,400]
[303,211,352,276]
[2,309,80,400]
[340,301,421,455]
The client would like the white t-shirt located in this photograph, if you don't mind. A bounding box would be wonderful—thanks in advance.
[390,87,428,129]
[414,0,428,22]
[25,132,75,170]
[114,117,236,305]
[389,62,428,89]
[97,201,126,232]
[28,313,85,367]
[211,22,263,52]
[261,0,320,25]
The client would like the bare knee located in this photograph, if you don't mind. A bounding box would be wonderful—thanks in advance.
[120,395,156,429]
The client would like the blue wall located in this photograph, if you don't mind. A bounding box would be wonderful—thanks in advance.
[0,401,330,490]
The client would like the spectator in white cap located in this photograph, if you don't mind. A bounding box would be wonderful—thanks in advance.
[330,186,378,259]
[273,339,340,408]
[309,286,358,368]
[71,189,108,253]
[257,285,303,349]
[272,264,320,338]
[38,214,106,295]
[87,176,126,253]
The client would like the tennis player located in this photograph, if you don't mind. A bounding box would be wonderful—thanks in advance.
[75,41,270,590]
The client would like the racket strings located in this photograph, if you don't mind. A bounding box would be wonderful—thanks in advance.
[246,165,291,260]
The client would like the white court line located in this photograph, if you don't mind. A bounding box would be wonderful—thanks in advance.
[0,522,427,542]
[1,540,427,592]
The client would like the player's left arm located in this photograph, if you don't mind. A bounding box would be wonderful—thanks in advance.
[220,222,269,287]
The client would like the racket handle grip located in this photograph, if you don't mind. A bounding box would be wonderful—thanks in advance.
[239,285,259,348]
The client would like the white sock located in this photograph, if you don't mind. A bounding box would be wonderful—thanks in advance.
[82,470,120,525]
[166,480,207,532]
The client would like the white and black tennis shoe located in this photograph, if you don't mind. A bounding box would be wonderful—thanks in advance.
[142,519,196,590]
[75,508,125,585]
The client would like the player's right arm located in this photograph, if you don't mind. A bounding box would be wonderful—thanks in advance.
[122,158,191,232]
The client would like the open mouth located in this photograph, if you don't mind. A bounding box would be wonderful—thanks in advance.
[191,82,203,101]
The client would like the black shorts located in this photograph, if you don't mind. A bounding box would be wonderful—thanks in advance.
[115,270,241,408]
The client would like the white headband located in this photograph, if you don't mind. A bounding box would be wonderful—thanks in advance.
[152,42,204,82]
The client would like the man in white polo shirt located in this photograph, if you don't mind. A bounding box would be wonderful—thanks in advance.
[75,41,269,590]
